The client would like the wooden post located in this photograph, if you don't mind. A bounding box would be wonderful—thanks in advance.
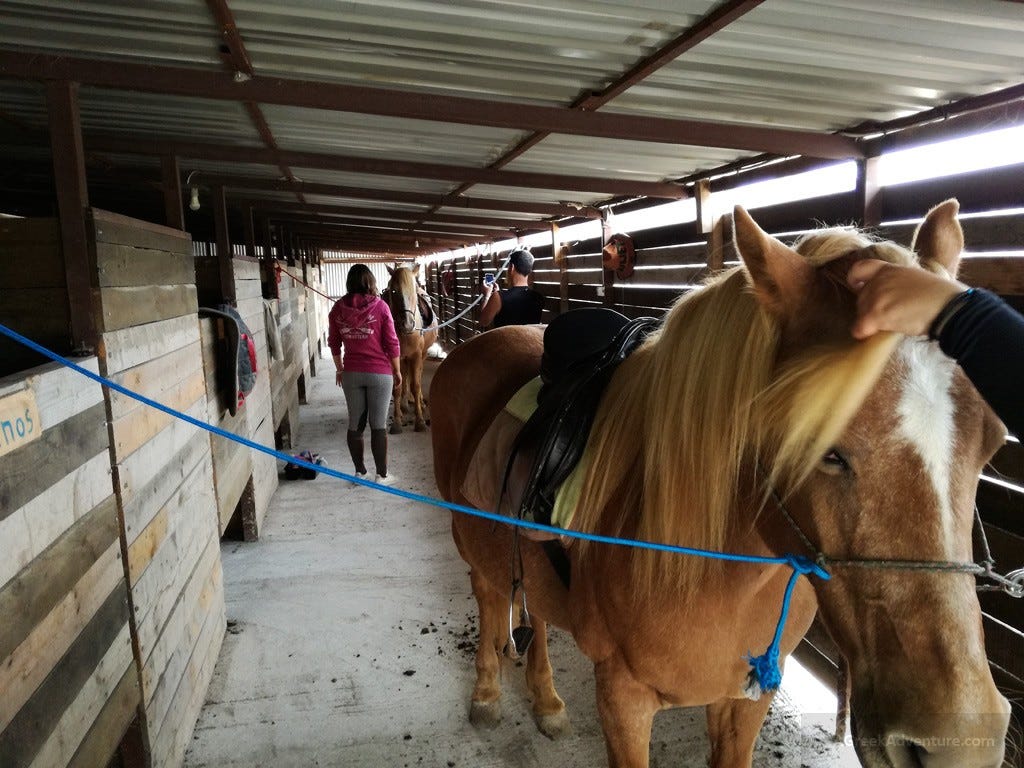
[553,223,568,315]
[696,179,725,272]
[261,215,274,259]
[600,215,614,307]
[243,204,256,257]
[160,155,184,230]
[46,80,97,353]
[452,259,461,345]
[213,185,236,304]
[856,155,882,228]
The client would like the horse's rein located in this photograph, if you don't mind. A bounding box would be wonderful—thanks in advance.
[767,486,1024,598]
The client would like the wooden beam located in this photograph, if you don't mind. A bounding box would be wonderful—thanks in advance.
[207,176,603,217]
[160,155,184,230]
[242,203,255,257]
[45,80,96,353]
[0,51,861,160]
[82,136,685,198]
[245,199,540,229]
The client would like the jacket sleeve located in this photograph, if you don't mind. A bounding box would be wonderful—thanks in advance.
[327,307,342,356]
[379,303,401,359]
[937,288,1024,438]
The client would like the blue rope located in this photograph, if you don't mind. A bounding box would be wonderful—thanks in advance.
[0,320,828,693]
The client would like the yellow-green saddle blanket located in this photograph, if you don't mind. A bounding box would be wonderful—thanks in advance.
[459,377,586,536]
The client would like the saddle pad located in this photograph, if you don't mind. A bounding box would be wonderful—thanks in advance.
[459,377,584,533]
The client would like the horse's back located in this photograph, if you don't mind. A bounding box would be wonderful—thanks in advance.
[430,326,543,501]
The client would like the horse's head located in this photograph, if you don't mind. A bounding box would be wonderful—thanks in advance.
[736,201,1010,767]
[386,263,421,335]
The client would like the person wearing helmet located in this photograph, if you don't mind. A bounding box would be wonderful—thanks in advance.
[479,247,545,329]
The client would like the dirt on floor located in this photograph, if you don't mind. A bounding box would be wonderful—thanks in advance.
[185,356,858,768]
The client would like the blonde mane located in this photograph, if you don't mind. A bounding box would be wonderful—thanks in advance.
[571,228,913,594]
[390,265,417,297]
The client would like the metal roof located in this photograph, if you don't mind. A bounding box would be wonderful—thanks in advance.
[1,0,1023,254]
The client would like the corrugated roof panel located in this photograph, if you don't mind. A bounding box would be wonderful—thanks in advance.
[278,166,457,196]
[505,133,750,182]
[260,104,523,166]
[79,88,259,145]
[230,0,720,104]
[606,0,1024,131]
[0,0,218,65]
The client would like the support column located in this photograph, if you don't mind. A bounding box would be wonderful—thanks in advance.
[160,155,184,230]
[856,155,882,229]
[696,179,725,272]
[46,80,97,353]
[213,185,236,304]
[554,222,568,315]
[600,215,613,307]
[243,204,256,257]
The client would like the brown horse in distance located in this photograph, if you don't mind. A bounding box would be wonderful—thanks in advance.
[386,264,438,433]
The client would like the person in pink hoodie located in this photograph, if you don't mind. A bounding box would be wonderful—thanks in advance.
[328,264,402,485]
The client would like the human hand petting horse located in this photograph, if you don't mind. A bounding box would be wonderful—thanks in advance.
[431,201,1010,768]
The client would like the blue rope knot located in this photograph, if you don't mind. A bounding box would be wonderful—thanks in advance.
[744,554,831,696]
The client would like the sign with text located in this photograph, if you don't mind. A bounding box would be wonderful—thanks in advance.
[0,387,41,458]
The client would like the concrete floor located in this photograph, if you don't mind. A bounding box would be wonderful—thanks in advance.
[185,356,858,768]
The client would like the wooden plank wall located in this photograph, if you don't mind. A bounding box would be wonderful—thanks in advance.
[269,265,310,449]
[0,359,139,768]
[89,209,226,768]
[197,256,277,540]
[427,177,1024,704]
[0,218,69,377]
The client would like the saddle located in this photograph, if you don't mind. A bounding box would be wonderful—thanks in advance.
[505,309,660,531]
[417,293,435,328]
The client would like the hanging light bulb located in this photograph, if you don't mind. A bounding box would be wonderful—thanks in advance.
[189,186,200,211]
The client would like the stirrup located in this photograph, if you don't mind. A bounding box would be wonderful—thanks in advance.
[505,579,534,659]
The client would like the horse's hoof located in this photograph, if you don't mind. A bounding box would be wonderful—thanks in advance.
[469,700,502,728]
[535,710,571,740]
[414,422,427,432]
[389,423,403,435]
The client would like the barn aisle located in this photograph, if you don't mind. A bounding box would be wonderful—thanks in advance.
[185,357,857,768]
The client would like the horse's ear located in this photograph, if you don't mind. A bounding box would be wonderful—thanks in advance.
[386,264,395,276]
[733,206,813,317]
[413,262,422,277]
[912,199,964,278]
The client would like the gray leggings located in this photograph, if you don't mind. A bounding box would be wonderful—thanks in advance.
[342,371,393,431]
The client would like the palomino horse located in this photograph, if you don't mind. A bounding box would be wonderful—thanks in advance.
[385,264,438,433]
[431,202,1010,767]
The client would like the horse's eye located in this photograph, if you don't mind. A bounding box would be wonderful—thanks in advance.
[821,448,850,472]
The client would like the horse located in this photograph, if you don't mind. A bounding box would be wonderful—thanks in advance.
[385,263,438,433]
[430,201,1010,767]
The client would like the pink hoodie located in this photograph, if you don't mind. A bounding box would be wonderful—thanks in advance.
[327,294,401,375]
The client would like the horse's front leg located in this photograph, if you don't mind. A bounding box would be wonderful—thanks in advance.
[467,568,506,727]
[705,694,774,768]
[525,619,570,738]
[390,359,404,435]
[412,351,428,431]
[594,655,661,768]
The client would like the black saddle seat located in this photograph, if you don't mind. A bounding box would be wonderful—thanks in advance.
[505,308,660,531]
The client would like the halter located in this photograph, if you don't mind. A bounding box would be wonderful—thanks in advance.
[769,486,1024,598]
[385,281,436,337]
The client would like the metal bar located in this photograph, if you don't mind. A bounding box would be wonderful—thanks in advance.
[83,136,686,198]
[0,51,860,159]
[45,80,96,353]
[160,154,184,230]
